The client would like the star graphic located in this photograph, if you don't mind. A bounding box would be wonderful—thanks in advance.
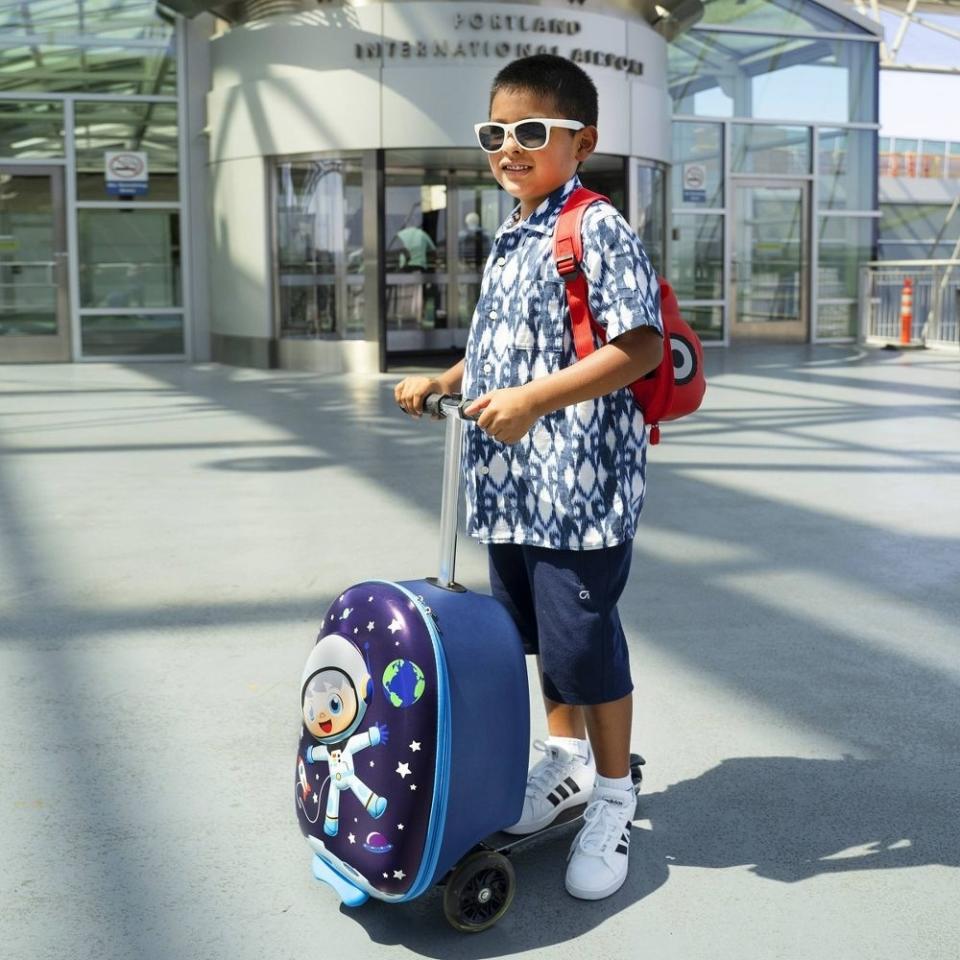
[339,594,345,602]
[348,833,356,844]
[369,761,375,767]
[410,783,417,791]
[367,621,375,632]
[398,823,405,831]
[353,627,358,634]
[313,795,318,804]
[409,741,421,753]
[393,869,405,880]
[387,618,402,634]
[396,762,411,779]
[395,641,400,646]
[383,872,388,878]
[368,596,374,602]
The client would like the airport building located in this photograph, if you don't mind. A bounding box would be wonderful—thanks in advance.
[0,0,953,369]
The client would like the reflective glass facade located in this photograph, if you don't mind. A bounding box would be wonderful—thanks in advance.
[879,204,960,261]
[275,158,365,339]
[669,0,880,342]
[2,0,889,364]
[0,0,183,362]
[270,151,644,357]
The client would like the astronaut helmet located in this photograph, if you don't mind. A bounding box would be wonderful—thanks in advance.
[300,633,372,743]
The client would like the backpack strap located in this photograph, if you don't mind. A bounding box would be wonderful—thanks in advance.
[553,187,609,360]
[554,186,676,446]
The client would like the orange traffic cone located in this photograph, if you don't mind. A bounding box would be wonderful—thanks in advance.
[899,277,913,345]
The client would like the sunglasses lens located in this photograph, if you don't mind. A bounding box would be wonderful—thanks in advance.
[477,124,505,152]
[515,121,549,149]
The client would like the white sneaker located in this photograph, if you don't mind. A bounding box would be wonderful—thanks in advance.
[502,738,596,835]
[565,788,637,900]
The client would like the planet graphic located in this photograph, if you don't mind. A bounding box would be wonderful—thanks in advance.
[363,831,394,854]
[382,659,426,708]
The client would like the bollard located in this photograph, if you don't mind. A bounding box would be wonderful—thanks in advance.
[899,276,913,345]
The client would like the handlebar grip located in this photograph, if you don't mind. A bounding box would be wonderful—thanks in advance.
[423,393,447,418]
[422,393,480,421]
[457,398,480,422]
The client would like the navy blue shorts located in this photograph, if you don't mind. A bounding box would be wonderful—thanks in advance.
[487,540,634,706]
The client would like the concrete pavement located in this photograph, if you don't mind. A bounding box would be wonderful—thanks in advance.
[1,343,958,960]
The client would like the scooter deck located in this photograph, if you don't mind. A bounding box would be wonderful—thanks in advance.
[482,753,646,855]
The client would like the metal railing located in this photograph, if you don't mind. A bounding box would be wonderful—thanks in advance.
[859,260,960,349]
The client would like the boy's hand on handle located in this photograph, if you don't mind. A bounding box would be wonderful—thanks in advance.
[394,376,444,418]
[466,386,541,445]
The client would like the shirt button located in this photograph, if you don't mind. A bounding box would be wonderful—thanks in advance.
[489,310,498,319]
[496,257,506,267]
[479,466,490,475]
[483,362,492,373]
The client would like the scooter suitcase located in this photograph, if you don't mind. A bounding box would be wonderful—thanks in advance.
[295,394,530,922]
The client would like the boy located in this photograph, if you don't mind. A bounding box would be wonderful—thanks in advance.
[395,54,663,900]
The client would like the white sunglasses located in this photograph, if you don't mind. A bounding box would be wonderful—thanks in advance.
[474,118,585,154]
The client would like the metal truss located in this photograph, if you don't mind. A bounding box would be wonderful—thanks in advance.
[850,0,960,73]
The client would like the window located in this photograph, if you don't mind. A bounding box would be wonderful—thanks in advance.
[819,128,876,210]
[732,124,810,175]
[275,158,365,338]
[75,101,179,202]
[670,34,877,124]
[0,101,64,159]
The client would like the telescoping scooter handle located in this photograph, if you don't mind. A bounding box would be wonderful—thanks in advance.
[420,394,480,592]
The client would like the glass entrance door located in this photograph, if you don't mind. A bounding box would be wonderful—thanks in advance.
[0,165,70,362]
[384,169,515,355]
[385,172,449,352]
[730,179,809,341]
[383,153,628,359]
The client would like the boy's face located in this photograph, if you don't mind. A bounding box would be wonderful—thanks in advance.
[486,87,597,219]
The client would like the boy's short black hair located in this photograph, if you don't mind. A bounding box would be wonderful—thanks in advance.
[490,54,598,128]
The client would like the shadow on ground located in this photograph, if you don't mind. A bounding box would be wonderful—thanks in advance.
[340,755,959,957]
[1,344,957,958]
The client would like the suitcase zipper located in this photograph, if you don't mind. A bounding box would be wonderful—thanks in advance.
[388,581,452,902]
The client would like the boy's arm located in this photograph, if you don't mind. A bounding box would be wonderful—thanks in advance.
[467,207,663,445]
[466,329,661,445]
[437,358,465,394]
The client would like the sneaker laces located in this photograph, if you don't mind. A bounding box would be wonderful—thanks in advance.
[525,739,581,800]
[575,796,629,856]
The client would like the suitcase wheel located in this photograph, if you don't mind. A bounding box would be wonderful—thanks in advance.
[443,850,515,933]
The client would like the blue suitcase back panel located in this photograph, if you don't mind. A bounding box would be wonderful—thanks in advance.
[296,582,440,901]
[296,579,528,903]
[399,579,528,888]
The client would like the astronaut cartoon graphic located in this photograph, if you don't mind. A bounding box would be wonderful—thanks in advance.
[301,633,389,838]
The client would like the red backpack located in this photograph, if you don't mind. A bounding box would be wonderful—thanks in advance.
[553,187,706,444]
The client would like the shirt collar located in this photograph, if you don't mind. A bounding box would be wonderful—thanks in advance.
[496,173,582,239]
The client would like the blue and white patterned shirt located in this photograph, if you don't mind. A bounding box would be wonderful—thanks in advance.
[462,173,663,551]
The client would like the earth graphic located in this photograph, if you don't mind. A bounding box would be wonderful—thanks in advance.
[382,659,426,708]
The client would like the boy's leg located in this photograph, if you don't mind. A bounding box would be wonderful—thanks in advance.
[489,545,595,835]
[540,660,586,741]
[583,692,632,779]
[521,540,638,899]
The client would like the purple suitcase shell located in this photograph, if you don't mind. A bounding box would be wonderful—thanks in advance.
[296,578,529,905]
